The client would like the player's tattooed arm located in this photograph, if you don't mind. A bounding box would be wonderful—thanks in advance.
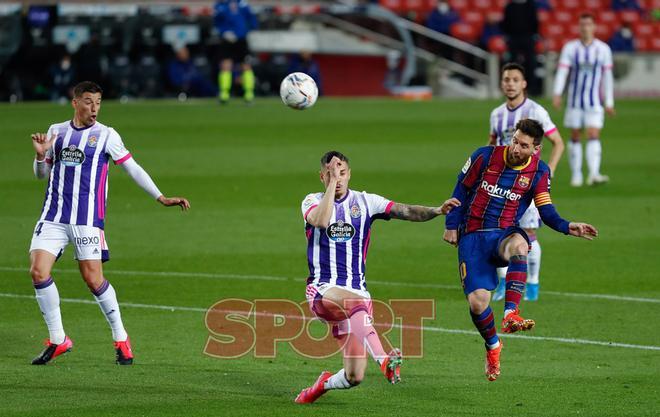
[390,198,461,222]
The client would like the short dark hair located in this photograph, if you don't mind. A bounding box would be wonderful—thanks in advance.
[73,81,103,98]
[320,151,349,166]
[579,12,595,21]
[501,62,526,79]
[515,119,544,145]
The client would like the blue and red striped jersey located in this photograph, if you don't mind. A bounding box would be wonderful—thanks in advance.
[446,146,569,235]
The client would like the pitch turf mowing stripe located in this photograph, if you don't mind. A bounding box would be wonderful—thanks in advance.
[3,292,659,352]
[1,266,658,304]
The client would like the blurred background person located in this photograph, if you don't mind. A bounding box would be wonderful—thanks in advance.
[213,0,258,104]
[167,46,217,98]
[502,0,541,95]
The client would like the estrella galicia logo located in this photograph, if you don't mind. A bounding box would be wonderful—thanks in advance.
[326,220,356,242]
[60,144,86,167]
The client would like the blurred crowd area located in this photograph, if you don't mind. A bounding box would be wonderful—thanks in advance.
[0,2,323,102]
[0,1,658,101]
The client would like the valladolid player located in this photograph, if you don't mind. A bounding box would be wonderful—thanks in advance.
[444,119,597,381]
[489,62,565,301]
[29,81,190,365]
[295,151,459,403]
[553,13,615,187]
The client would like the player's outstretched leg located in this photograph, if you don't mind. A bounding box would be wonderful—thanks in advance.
[524,239,541,301]
[295,371,334,404]
[381,348,402,384]
[502,255,535,333]
[468,300,502,381]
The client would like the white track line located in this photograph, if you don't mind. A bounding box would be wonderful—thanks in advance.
[1,292,658,351]
[1,266,658,304]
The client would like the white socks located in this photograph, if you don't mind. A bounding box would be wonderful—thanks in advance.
[527,240,541,285]
[324,369,352,390]
[92,279,128,342]
[586,139,602,178]
[34,277,65,344]
[568,140,583,183]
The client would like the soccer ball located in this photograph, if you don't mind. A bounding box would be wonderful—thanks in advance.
[279,72,318,110]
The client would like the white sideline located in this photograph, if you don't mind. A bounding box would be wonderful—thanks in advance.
[1,292,659,352]
[1,266,658,304]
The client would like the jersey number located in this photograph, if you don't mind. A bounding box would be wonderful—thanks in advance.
[35,222,44,236]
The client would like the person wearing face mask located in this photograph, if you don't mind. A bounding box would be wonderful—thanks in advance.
[426,0,460,36]
[609,23,636,52]
[50,54,75,102]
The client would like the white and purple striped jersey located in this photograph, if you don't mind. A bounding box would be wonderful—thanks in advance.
[39,120,132,229]
[302,190,394,291]
[489,98,557,146]
[553,38,614,110]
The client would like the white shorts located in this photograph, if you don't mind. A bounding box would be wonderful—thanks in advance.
[564,107,604,129]
[305,282,372,338]
[29,221,109,262]
[519,202,541,230]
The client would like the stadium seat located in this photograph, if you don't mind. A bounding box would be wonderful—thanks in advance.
[462,10,485,26]
[449,22,479,42]
[554,11,576,24]
[541,23,566,38]
[487,11,504,22]
[651,37,660,51]
[583,0,606,10]
[487,35,507,54]
[448,0,470,13]
[538,10,551,24]
[635,36,650,51]
[596,24,615,40]
[544,37,562,52]
[472,0,493,11]
[598,11,620,26]
[632,22,655,37]
[379,0,406,14]
[561,0,584,11]
[619,11,642,24]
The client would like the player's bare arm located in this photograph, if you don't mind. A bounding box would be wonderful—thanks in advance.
[389,198,460,222]
[157,196,191,211]
[568,222,598,240]
[31,132,54,160]
[306,157,342,228]
[545,130,565,175]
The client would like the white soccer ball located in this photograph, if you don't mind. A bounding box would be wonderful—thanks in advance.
[279,72,318,110]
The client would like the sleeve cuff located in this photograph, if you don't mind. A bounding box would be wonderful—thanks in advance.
[544,127,558,136]
[384,201,395,215]
[304,205,318,221]
[114,153,132,165]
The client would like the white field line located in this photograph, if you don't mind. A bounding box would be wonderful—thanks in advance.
[1,292,659,352]
[1,266,658,304]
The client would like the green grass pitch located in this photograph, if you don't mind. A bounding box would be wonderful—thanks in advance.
[0,97,658,416]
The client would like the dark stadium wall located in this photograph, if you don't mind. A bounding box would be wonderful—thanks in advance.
[315,55,390,96]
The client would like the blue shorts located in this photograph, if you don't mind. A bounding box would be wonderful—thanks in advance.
[457,227,529,295]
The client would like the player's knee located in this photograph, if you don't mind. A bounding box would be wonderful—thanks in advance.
[29,264,50,283]
[512,241,529,256]
[467,291,489,313]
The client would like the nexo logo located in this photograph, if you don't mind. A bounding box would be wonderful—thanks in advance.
[75,236,100,246]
